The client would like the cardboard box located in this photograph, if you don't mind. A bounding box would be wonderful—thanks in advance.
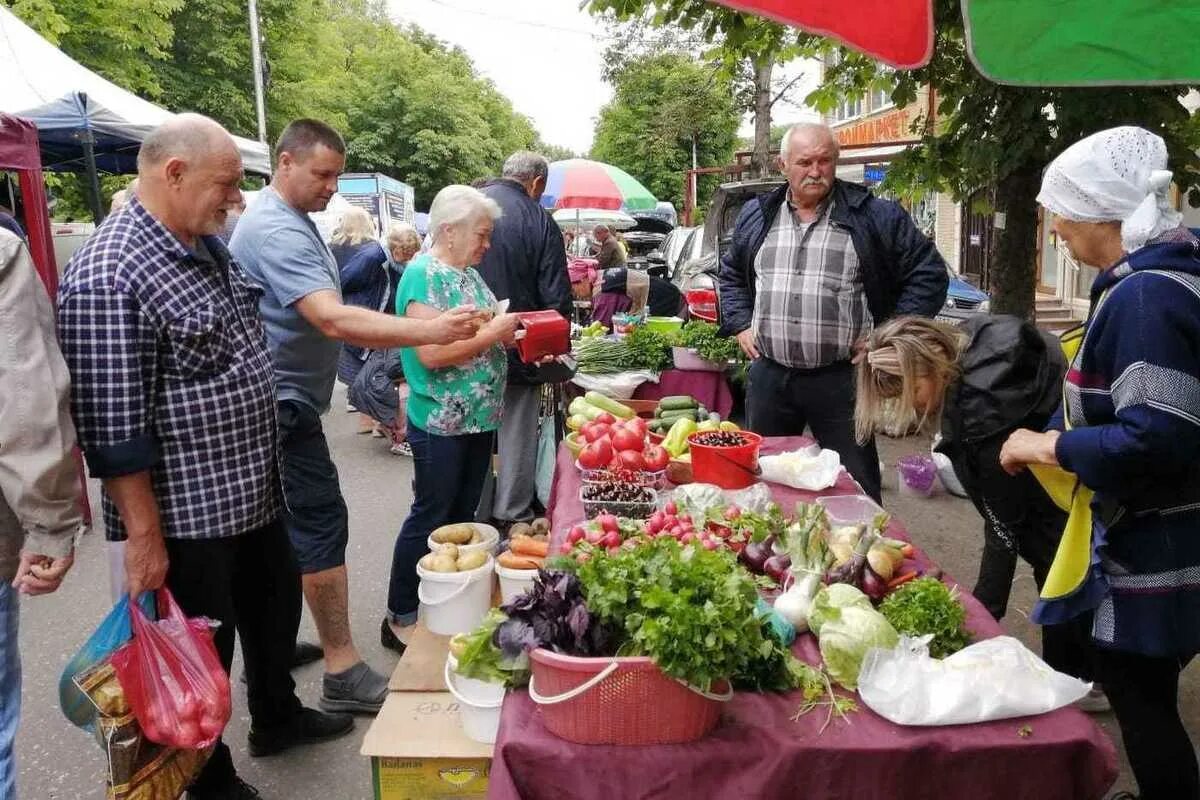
[389,624,452,692]
[362,692,493,800]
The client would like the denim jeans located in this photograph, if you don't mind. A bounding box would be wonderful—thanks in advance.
[0,583,20,800]
[388,424,494,624]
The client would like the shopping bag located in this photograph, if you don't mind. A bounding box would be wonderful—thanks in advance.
[535,413,557,509]
[109,589,232,750]
[59,592,156,730]
[858,635,1090,726]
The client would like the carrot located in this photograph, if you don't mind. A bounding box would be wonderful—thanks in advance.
[900,543,916,559]
[497,551,544,570]
[887,570,919,590]
[510,535,549,558]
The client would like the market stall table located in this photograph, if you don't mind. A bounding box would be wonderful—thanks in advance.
[569,368,734,419]
[487,436,1118,800]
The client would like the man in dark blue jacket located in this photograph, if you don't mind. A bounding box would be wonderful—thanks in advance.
[718,123,948,501]
[477,152,572,528]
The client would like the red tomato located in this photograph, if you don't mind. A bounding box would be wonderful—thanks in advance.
[642,445,669,471]
[626,417,649,437]
[595,412,616,425]
[617,450,646,471]
[579,438,613,469]
[611,428,644,454]
[579,422,600,443]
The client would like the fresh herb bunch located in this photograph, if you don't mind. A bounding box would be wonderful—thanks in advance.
[575,337,633,374]
[878,577,971,658]
[676,320,739,365]
[572,536,805,692]
[451,608,530,686]
[624,325,673,372]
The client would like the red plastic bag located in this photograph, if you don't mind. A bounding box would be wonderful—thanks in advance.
[110,589,232,750]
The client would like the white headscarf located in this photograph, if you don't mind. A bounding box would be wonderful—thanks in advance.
[1037,126,1182,252]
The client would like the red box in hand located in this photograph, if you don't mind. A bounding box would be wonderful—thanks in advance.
[516,310,569,363]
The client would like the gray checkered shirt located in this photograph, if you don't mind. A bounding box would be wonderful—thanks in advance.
[751,196,872,368]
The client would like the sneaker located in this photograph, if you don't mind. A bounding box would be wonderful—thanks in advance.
[319,661,388,714]
[187,776,262,799]
[381,617,407,655]
[390,441,412,457]
[346,402,357,413]
[1077,687,1111,713]
[248,707,354,757]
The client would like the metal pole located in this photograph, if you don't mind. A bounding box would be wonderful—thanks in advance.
[248,0,268,143]
[80,130,104,224]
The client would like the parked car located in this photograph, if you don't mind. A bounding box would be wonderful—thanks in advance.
[624,215,673,278]
[673,178,991,322]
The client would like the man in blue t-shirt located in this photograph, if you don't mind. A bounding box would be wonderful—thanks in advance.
[231,119,478,715]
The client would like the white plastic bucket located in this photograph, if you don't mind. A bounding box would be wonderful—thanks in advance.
[444,657,504,744]
[417,555,495,635]
[426,522,500,557]
[495,561,537,603]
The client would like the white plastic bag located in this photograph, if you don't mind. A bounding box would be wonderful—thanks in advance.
[857,635,1091,726]
[569,370,659,400]
[759,445,842,491]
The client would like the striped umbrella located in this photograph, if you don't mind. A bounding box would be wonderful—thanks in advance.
[541,159,658,212]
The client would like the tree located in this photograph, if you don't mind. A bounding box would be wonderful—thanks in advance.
[809,0,1200,317]
[590,52,738,213]
[535,141,579,163]
[587,2,803,176]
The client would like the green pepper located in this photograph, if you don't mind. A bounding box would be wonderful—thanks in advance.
[663,417,697,457]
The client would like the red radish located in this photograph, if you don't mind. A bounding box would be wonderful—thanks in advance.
[669,525,683,538]
[680,532,697,544]
[611,428,644,453]
[603,530,621,548]
[723,505,742,520]
[567,526,586,544]
[679,514,692,524]
[664,501,677,516]
[595,412,616,425]
[702,538,719,551]
[607,546,620,556]
[585,528,604,545]
[598,513,618,532]
[648,511,665,531]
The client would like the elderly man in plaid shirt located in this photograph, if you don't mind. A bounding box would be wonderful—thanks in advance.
[57,115,354,800]
[718,123,949,502]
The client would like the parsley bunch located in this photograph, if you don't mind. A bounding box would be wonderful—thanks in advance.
[676,320,740,365]
[624,325,673,371]
[878,577,971,658]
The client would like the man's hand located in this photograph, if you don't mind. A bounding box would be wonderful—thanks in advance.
[999,429,1061,476]
[12,550,74,596]
[425,305,481,344]
[125,529,169,597]
[735,329,760,360]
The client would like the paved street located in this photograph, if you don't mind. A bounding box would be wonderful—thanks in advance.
[15,385,1192,798]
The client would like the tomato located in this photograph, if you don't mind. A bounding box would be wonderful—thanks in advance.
[611,428,644,454]
[617,450,646,471]
[595,412,616,425]
[578,438,612,469]
[642,445,669,472]
[626,416,649,437]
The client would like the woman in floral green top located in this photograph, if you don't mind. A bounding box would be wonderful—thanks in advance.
[384,186,519,648]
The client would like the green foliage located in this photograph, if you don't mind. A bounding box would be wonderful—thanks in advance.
[591,52,738,211]
[878,576,970,659]
[623,323,674,371]
[673,320,739,364]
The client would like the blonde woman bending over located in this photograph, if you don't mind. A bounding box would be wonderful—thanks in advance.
[856,315,1097,690]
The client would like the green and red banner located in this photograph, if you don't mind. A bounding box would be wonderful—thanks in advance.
[712,0,934,69]
[964,0,1200,85]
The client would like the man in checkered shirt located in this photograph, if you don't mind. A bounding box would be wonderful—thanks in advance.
[718,123,949,502]
[58,115,354,800]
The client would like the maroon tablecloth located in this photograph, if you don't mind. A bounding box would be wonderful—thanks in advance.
[489,437,1118,800]
[631,368,734,419]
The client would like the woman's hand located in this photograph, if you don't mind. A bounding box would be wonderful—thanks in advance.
[999,429,1061,475]
[484,312,521,346]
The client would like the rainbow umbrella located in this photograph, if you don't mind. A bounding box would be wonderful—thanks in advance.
[541,159,657,212]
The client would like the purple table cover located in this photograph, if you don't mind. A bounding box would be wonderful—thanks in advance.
[488,437,1118,800]
[632,368,734,419]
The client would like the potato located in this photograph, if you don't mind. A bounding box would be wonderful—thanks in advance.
[508,522,533,540]
[418,553,438,570]
[468,530,481,544]
[530,518,551,535]
[432,523,474,544]
[434,542,460,559]
[430,554,458,573]
[455,550,488,572]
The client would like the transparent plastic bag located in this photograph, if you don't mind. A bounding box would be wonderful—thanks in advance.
[60,593,156,730]
[109,589,232,749]
[858,635,1091,726]
[759,445,842,491]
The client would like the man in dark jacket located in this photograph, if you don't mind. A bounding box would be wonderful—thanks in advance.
[477,152,572,527]
[718,123,948,501]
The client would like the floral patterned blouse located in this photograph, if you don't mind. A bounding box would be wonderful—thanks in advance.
[394,254,506,435]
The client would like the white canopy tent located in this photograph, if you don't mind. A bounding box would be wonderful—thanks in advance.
[0,6,271,218]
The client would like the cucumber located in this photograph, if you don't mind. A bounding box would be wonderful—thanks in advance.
[657,395,699,411]
[584,391,635,419]
[657,409,698,424]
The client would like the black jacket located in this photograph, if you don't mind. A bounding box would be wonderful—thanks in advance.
[476,179,572,385]
[716,180,948,337]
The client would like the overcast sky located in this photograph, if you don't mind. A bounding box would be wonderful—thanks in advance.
[385,0,820,155]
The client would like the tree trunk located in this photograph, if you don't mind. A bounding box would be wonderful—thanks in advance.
[987,165,1043,319]
[751,59,773,177]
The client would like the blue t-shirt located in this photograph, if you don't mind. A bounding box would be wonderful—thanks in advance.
[230,187,342,413]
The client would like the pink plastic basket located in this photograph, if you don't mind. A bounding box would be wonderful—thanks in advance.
[527,649,732,745]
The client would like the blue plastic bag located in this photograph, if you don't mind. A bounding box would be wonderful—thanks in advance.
[59,593,155,730]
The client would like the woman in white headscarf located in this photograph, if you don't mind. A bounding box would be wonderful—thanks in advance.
[1000,126,1200,800]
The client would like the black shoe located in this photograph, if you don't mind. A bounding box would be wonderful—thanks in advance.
[248,707,354,757]
[292,641,324,668]
[381,618,407,655]
[187,776,262,800]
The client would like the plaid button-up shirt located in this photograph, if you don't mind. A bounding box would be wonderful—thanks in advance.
[751,193,872,369]
[57,199,281,540]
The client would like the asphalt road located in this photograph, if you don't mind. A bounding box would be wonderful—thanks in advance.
[15,385,1192,798]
